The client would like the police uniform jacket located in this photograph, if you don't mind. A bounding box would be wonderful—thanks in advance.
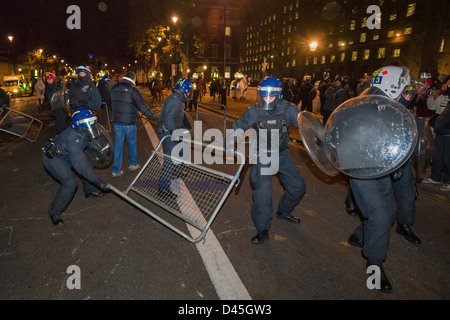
[157,92,186,135]
[51,127,102,184]
[69,79,102,113]
[110,78,157,125]
[231,99,299,151]
[43,82,62,108]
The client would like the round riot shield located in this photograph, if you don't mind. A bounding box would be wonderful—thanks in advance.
[323,94,417,179]
[413,118,433,182]
[85,123,113,169]
[297,111,339,177]
[50,90,69,114]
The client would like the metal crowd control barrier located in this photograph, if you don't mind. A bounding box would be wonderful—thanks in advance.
[108,135,245,243]
[195,102,229,148]
[0,107,43,142]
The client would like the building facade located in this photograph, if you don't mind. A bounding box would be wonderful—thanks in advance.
[243,0,450,85]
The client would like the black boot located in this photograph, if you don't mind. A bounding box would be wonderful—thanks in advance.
[396,223,421,245]
[251,230,269,244]
[348,234,363,248]
[50,215,64,226]
[367,263,393,293]
[276,211,301,223]
[345,195,357,216]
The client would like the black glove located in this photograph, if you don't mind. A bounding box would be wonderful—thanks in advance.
[390,168,403,181]
[96,179,110,191]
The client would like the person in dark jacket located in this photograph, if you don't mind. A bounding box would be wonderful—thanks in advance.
[42,72,66,133]
[156,78,192,200]
[228,77,306,244]
[322,76,348,124]
[110,71,158,177]
[68,65,102,114]
[42,109,109,226]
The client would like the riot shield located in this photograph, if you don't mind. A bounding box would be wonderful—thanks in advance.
[85,123,113,169]
[50,90,70,114]
[297,111,339,177]
[413,118,433,182]
[324,95,417,179]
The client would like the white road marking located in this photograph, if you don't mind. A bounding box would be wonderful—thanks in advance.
[142,119,251,300]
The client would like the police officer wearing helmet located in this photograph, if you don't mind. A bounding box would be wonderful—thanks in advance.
[43,71,66,133]
[69,65,102,114]
[229,76,306,244]
[42,108,110,226]
[344,66,422,293]
[156,78,193,199]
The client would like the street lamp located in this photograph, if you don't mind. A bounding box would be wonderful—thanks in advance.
[172,16,178,24]
[309,41,318,52]
[7,35,13,42]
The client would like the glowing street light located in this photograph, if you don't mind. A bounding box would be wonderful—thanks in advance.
[172,16,178,24]
[309,41,318,52]
[7,35,13,42]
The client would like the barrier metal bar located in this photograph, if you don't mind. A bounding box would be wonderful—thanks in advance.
[0,107,43,142]
[110,135,245,243]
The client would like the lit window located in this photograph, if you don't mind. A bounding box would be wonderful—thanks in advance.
[440,39,445,53]
[286,61,290,67]
[330,55,336,63]
[296,0,299,8]
[390,14,397,21]
[313,56,318,64]
[283,27,285,35]
[305,57,309,65]
[361,17,367,28]
[284,6,287,13]
[350,20,355,30]
[393,48,401,57]
[295,12,299,19]
[373,32,380,40]
[287,48,290,55]
[292,59,296,67]
[351,51,358,61]
[377,47,386,59]
[405,25,413,35]
[329,43,333,48]
[225,27,231,36]
[321,56,326,64]
[360,33,366,42]
[363,49,370,60]
[406,3,416,17]
[387,30,395,38]
[340,52,346,62]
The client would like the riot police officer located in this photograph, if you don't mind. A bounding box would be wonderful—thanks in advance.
[42,72,66,134]
[42,108,110,226]
[69,65,102,114]
[345,66,421,293]
[229,77,306,244]
[156,78,192,200]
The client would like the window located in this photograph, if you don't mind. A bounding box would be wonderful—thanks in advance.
[387,30,395,38]
[361,17,367,28]
[340,52,346,62]
[406,3,416,17]
[225,27,231,36]
[212,44,219,57]
[350,20,356,30]
[390,13,397,21]
[313,56,318,65]
[292,59,296,67]
[321,55,326,64]
[363,49,370,60]
[351,51,358,61]
[440,39,445,53]
[373,32,380,40]
[404,24,413,35]
[393,48,401,57]
[305,57,309,65]
[377,47,386,59]
[360,33,366,43]
[330,55,336,63]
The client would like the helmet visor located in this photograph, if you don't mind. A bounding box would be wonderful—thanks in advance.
[257,86,282,110]
[76,116,100,139]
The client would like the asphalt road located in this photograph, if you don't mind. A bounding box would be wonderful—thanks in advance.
[0,90,449,305]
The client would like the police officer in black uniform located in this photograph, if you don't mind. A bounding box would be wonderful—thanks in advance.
[156,78,192,200]
[69,65,102,115]
[42,71,66,134]
[229,77,306,244]
[42,108,109,226]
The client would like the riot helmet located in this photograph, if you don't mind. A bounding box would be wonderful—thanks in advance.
[370,66,411,100]
[76,65,91,81]
[172,78,192,103]
[257,77,283,111]
[71,108,100,139]
[44,72,56,84]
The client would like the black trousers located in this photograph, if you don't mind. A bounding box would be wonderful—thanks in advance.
[43,155,98,217]
[249,149,306,231]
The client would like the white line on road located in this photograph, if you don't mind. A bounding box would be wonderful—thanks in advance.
[142,119,251,300]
